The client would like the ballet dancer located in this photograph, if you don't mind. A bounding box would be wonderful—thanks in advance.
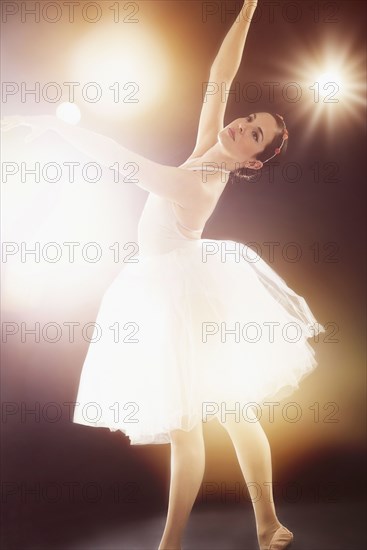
[1,2,324,548]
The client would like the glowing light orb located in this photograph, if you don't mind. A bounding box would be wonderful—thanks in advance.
[314,70,343,99]
[56,102,81,124]
[70,25,170,120]
[275,37,365,142]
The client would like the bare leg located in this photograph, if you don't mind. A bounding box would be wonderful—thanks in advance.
[217,405,286,550]
[158,421,205,550]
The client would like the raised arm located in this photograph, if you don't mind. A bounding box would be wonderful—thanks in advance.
[188,0,258,159]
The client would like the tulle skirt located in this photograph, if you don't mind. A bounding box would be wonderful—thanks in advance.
[72,239,324,445]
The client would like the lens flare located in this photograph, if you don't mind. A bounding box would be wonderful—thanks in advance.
[275,34,366,143]
[314,70,343,99]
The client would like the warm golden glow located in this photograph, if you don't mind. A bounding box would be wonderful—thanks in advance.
[70,24,171,120]
[1,131,136,311]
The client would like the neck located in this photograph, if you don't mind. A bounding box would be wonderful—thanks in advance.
[182,142,245,173]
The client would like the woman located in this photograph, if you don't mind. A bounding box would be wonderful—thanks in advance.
[2,1,324,548]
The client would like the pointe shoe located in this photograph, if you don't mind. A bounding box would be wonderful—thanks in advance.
[266,525,294,550]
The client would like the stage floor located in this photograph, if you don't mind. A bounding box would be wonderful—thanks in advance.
[67,500,365,550]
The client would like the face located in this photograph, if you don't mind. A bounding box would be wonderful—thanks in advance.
[218,112,280,165]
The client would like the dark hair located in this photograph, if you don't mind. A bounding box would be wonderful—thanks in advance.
[229,113,288,182]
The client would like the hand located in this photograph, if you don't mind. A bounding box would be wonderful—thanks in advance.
[242,0,258,17]
[1,115,30,132]
[1,114,60,143]
[243,0,258,10]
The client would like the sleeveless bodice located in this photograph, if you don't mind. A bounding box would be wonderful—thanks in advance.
[138,194,203,256]
[137,164,230,257]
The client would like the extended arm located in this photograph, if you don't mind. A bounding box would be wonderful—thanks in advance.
[18,115,204,206]
[56,121,204,205]
[189,0,258,158]
[1,115,206,207]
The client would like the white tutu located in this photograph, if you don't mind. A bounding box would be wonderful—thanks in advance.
[73,194,324,445]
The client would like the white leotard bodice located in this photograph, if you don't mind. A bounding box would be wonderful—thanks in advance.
[137,165,230,257]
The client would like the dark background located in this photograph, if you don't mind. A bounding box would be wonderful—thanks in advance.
[1,1,366,548]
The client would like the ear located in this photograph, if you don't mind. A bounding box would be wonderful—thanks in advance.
[243,159,263,170]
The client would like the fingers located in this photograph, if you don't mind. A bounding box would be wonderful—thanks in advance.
[1,122,17,132]
[1,115,46,143]
[1,115,25,132]
[1,116,38,145]
[1,118,13,130]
